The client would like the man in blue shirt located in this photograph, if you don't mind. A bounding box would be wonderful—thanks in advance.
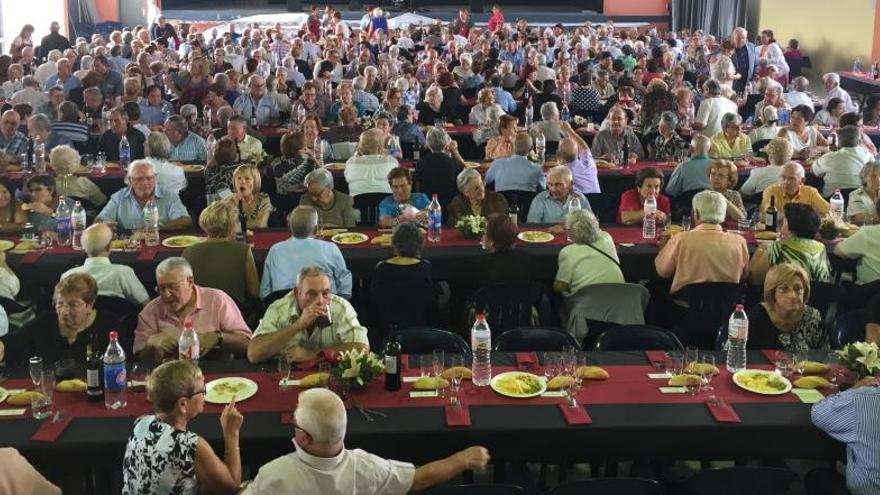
[163,115,207,162]
[96,160,192,231]
[0,110,29,158]
[485,132,546,192]
[139,85,175,127]
[92,55,123,99]
[526,166,591,225]
[499,40,524,73]
[665,135,712,197]
[233,75,280,127]
[489,75,517,114]
[44,58,81,98]
[260,206,353,300]
[378,167,430,228]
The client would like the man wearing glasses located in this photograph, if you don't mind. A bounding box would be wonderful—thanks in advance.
[232,74,280,127]
[759,161,830,221]
[96,160,192,231]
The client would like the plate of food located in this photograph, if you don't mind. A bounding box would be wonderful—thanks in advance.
[325,163,346,171]
[491,371,546,398]
[332,232,369,244]
[463,161,482,169]
[181,164,206,173]
[732,369,792,396]
[517,231,555,243]
[161,236,206,248]
[0,386,8,404]
[205,377,258,404]
[595,159,617,169]
[0,240,14,251]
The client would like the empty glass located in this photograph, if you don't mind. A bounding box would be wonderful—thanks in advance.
[543,353,560,381]
[667,351,684,377]
[29,356,43,388]
[33,370,54,419]
[419,355,434,378]
[773,351,794,378]
[681,216,692,231]
[562,378,579,407]
[432,349,445,377]
[700,353,716,392]
[561,346,577,377]
[278,356,291,390]
[792,351,808,375]
[684,346,699,373]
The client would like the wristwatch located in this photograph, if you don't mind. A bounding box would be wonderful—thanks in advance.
[215,331,224,349]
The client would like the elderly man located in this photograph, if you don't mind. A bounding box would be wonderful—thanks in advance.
[352,75,380,112]
[138,85,175,127]
[485,132,546,192]
[591,106,646,162]
[656,190,750,295]
[760,161,830,219]
[33,49,61,86]
[0,110,28,157]
[46,59,81,99]
[557,123,599,194]
[163,115,207,162]
[695,79,739,137]
[526,166,592,225]
[10,77,47,110]
[92,55,124,99]
[665,135,713,197]
[242,388,490,493]
[60,223,149,306]
[729,27,757,94]
[823,73,857,113]
[39,22,72,61]
[27,114,71,153]
[144,131,188,194]
[96,160,192,230]
[135,257,251,362]
[261,206,353,300]
[98,106,146,161]
[785,76,813,111]
[249,266,365,364]
[813,125,873,196]
[233,74,280,127]
[299,168,357,228]
[226,115,264,164]
[529,102,566,142]
[37,86,65,118]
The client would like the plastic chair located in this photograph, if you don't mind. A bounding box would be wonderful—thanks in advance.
[330,142,358,161]
[353,192,388,226]
[498,190,537,223]
[594,324,684,351]
[494,326,581,352]
[423,485,526,495]
[473,282,545,335]
[390,327,471,355]
[832,309,866,348]
[585,193,619,224]
[548,478,662,495]
[683,466,795,495]
[808,281,842,323]
[562,283,650,347]
[675,282,744,349]
[94,295,140,319]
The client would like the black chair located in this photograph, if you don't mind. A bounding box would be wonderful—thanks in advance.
[353,192,388,226]
[473,282,545,336]
[738,94,763,122]
[594,324,684,351]
[549,478,662,495]
[0,296,29,315]
[262,290,289,307]
[391,326,471,354]
[675,282,744,349]
[498,190,537,223]
[808,281,842,323]
[369,277,439,348]
[494,326,580,352]
[424,485,526,495]
[94,295,141,318]
[585,192,618,224]
[670,189,702,222]
[751,138,771,153]
[832,309,866,348]
[682,466,795,495]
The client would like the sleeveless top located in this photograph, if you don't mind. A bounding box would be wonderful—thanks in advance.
[122,415,199,495]
[784,128,817,151]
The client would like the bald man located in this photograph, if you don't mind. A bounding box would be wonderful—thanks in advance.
[760,161,830,220]
[232,74,280,126]
[60,223,150,306]
[591,106,645,162]
[556,120,599,194]
[665,135,713,197]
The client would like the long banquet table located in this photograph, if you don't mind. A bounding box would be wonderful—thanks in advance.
[839,70,880,99]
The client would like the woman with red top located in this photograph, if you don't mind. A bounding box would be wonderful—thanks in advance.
[617,167,671,225]
[487,4,505,33]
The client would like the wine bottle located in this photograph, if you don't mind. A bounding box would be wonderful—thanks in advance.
[765,195,778,232]
[86,331,104,402]
[383,326,402,391]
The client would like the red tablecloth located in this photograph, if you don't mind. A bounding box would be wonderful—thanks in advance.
[840,71,880,88]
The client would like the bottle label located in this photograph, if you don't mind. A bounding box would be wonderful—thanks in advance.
[87,369,101,389]
[428,212,441,229]
[104,362,127,392]
[384,355,398,375]
[56,218,71,234]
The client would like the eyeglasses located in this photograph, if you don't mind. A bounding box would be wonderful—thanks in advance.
[776,285,805,296]
[131,175,156,183]
[156,280,188,293]
[183,386,207,399]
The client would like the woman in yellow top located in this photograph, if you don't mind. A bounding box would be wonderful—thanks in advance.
[485,114,518,161]
[709,112,752,165]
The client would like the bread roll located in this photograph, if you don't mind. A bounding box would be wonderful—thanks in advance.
[576,366,610,380]
[793,376,832,389]
[413,376,449,390]
[56,379,87,393]
[546,375,575,390]
[7,391,45,406]
[300,372,330,388]
[440,366,472,380]
[668,374,702,387]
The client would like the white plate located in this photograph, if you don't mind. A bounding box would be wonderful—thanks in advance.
[0,240,14,251]
[332,232,369,244]
[490,371,547,399]
[205,377,258,404]
[161,236,206,248]
[517,231,555,243]
[0,386,8,404]
[732,369,792,396]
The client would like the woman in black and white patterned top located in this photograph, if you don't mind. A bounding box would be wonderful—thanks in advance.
[122,360,243,495]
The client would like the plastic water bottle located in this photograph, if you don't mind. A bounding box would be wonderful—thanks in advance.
[830,189,845,221]
[427,193,442,242]
[560,103,570,122]
[103,331,128,410]
[71,201,86,251]
[725,304,749,373]
[642,194,657,239]
[535,132,546,164]
[471,314,492,386]
[33,138,46,173]
[853,58,863,74]
[525,98,534,127]
[55,197,72,246]
[119,135,131,170]
[387,134,401,157]
[178,322,200,363]
[143,199,160,247]
[206,133,217,163]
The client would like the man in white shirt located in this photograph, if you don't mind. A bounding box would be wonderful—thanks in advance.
[785,77,814,111]
[11,77,48,110]
[812,125,872,196]
[242,388,490,495]
[60,224,150,306]
[695,79,739,137]
[824,73,857,113]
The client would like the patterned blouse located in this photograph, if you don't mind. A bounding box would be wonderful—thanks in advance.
[273,155,318,195]
[243,193,274,228]
[647,133,689,161]
[747,304,829,352]
[767,237,832,282]
[122,415,199,495]
[205,161,240,196]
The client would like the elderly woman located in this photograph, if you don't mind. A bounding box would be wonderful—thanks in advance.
[371,222,434,303]
[553,209,624,296]
[416,85,445,125]
[749,106,781,144]
[695,79,739,137]
[229,164,272,229]
[753,80,790,126]
[485,114,518,161]
[327,83,365,124]
[814,97,845,128]
[746,263,829,352]
[48,145,107,207]
[272,131,319,195]
[707,159,746,221]
[378,168,430,228]
[23,175,72,233]
[374,87,403,121]
[529,102,567,142]
[778,104,828,159]
[205,136,241,203]
[344,128,399,197]
[710,39,740,91]
[122,359,243,495]
[740,137,794,197]
[413,126,465,208]
[648,111,689,161]
[447,168,509,227]
[143,131,188,195]
[468,87,505,126]
[750,203,831,285]
[301,114,334,163]
[183,201,259,304]
[324,105,363,145]
[0,176,26,232]
[672,87,695,129]
[299,168,356,228]
[469,213,534,285]
[617,167,671,225]
[709,113,752,161]
[472,105,502,146]
[0,273,129,367]
[847,161,880,224]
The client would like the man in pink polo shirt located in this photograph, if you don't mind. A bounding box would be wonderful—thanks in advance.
[134,257,252,362]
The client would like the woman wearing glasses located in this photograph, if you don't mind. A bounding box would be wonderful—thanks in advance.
[122,359,244,495]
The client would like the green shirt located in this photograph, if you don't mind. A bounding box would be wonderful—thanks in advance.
[767,237,831,282]
[253,292,369,353]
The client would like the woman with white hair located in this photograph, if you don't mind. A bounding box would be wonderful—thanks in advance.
[49,145,107,207]
[753,79,790,126]
[413,126,465,208]
[446,168,508,227]
[344,128,398,197]
[749,105,781,144]
[416,85,445,125]
[553,209,624,296]
[472,105,503,146]
[299,168,357,228]
[846,161,880,225]
[468,87,505,126]
[647,111,688,161]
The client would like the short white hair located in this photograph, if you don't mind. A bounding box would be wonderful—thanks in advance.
[547,165,573,182]
[127,159,156,179]
[823,72,840,84]
[540,101,558,120]
[156,257,194,279]
[295,388,347,446]
[692,190,727,225]
[783,161,806,179]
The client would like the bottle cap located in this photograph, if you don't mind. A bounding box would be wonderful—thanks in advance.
[735,304,744,310]
[184,322,193,328]
[109,331,118,340]
[476,313,486,321]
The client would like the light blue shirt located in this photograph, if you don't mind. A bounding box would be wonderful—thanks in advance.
[378,193,430,219]
[260,237,353,299]
[45,74,81,97]
[169,131,207,162]
[96,185,190,230]
[664,155,712,197]
[526,191,591,224]
[492,87,517,113]
[139,102,175,126]
[232,93,280,127]
[499,50,524,72]
[485,155,546,192]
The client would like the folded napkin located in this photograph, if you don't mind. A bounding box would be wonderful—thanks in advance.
[280,412,293,425]
[559,403,592,425]
[516,352,538,370]
[706,398,741,423]
[645,350,667,367]
[762,349,781,365]
[445,404,471,426]
[137,248,158,262]
[31,414,74,442]
[19,250,44,265]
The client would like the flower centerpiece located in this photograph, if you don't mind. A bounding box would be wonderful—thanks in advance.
[332,348,385,388]
[836,341,880,380]
[455,215,486,239]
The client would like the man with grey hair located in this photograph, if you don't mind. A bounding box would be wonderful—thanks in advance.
[60,223,149,306]
[413,126,465,208]
[34,49,62,86]
[135,256,252,362]
[300,168,357,228]
[591,106,646,162]
[529,102,566,142]
[785,76,813,111]
[260,206,352,300]
[44,57,81,98]
[96,160,192,230]
[10,77,48,110]
[27,113,71,152]
[695,79,739,136]
[729,27,757,93]
[485,132,546,192]
[527,166,592,225]
[352,75,380,112]
[249,266,366,364]
[553,209,624,296]
[823,73,856,113]
[144,131,188,194]
[163,115,207,162]
[242,387,490,492]
[666,134,712,197]
[233,74,280,126]
[760,161,830,220]
[812,125,872,196]
[656,189,749,294]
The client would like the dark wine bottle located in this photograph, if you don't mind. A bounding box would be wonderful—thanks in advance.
[238,196,248,244]
[765,195,778,232]
[383,326,402,391]
[86,331,104,402]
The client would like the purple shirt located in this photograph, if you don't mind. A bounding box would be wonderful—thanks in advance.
[566,149,600,194]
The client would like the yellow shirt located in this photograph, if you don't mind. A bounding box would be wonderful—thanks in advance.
[709,132,751,159]
[759,184,830,218]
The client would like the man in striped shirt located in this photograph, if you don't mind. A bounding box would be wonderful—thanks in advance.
[163,115,207,162]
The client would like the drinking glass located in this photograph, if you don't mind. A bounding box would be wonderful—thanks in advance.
[420,355,433,378]
[791,351,807,375]
[684,346,699,374]
[29,356,43,388]
[574,355,587,391]
[562,346,577,373]
[449,355,465,401]
[773,351,794,378]
[432,349,445,377]
[543,353,560,381]
[278,355,291,390]
[684,375,701,396]
[33,370,55,419]
[700,353,716,392]
[681,216,692,231]
[737,218,752,234]
[667,351,684,377]
[130,364,150,393]
[562,379,578,407]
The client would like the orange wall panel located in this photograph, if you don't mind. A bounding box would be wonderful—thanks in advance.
[95,0,119,22]
[603,0,668,16]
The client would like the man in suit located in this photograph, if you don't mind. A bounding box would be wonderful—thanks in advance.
[730,27,757,93]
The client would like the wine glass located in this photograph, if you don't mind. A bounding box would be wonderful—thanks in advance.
[700,353,716,392]
[791,351,807,376]
[773,351,794,378]
[278,355,291,391]
[432,349,445,398]
[449,355,464,405]
[684,346,699,374]
[28,356,43,388]
[561,346,577,376]
[543,353,559,381]
[667,351,684,377]
[562,379,578,408]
